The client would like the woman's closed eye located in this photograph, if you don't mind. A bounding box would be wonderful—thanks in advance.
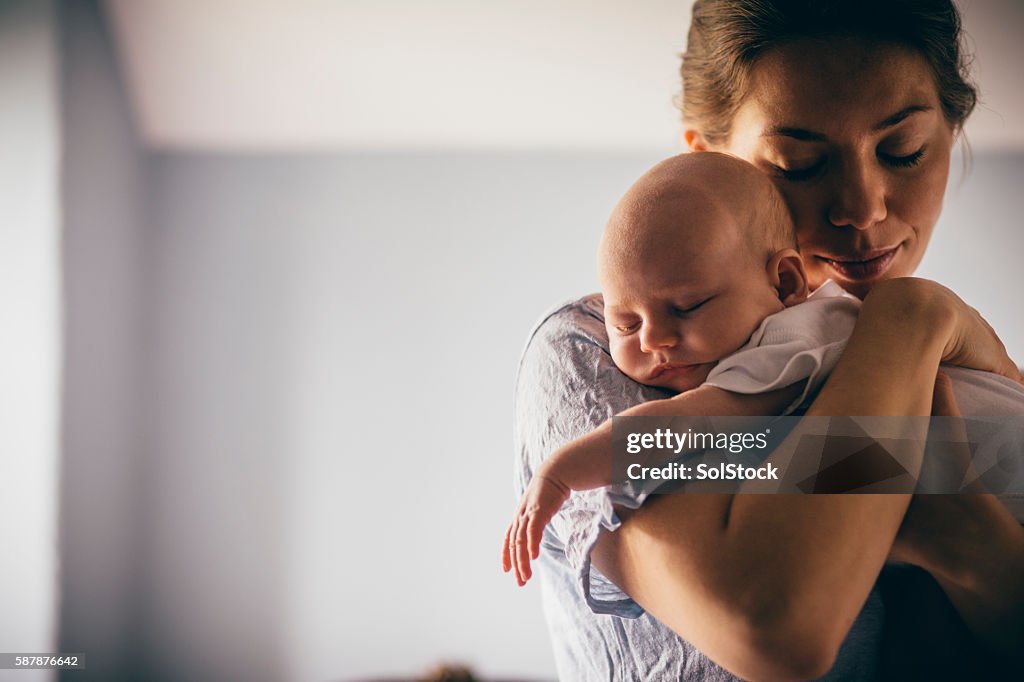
[770,144,928,181]
[879,145,926,168]
[771,158,826,182]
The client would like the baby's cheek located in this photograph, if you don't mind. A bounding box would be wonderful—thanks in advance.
[609,340,644,382]
[686,327,727,357]
[701,316,758,358]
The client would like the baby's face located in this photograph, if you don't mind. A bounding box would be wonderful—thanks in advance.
[602,198,786,393]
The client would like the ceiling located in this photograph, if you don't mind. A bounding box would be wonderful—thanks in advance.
[103,0,1024,152]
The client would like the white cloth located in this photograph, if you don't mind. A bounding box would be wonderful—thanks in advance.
[705,280,860,412]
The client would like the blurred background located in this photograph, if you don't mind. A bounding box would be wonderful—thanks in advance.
[1,0,1022,680]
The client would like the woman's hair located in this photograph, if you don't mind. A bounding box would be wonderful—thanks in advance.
[680,0,978,145]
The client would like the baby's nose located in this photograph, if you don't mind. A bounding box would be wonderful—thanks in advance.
[640,324,680,352]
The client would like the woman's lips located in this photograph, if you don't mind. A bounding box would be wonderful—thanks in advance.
[815,246,900,281]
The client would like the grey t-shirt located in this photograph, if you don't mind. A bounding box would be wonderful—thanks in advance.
[512,295,886,681]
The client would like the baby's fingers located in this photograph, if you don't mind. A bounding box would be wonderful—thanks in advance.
[508,516,522,584]
[502,523,513,573]
[515,516,534,584]
[526,514,545,561]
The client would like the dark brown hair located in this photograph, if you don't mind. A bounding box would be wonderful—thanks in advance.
[680,0,978,145]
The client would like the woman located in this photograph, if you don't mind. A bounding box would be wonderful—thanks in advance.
[512,1,1024,680]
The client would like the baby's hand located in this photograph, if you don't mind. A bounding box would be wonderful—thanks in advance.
[501,471,571,586]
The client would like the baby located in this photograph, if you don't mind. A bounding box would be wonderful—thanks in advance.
[502,152,1024,586]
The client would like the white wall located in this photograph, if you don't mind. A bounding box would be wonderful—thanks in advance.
[0,2,61,680]
[57,0,147,678]
[144,153,659,681]
[918,151,1024,362]
[141,155,292,680]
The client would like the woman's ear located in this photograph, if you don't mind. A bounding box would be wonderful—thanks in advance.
[684,129,711,152]
[767,248,809,306]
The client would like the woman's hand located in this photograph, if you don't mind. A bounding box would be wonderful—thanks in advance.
[937,290,1023,384]
[870,278,1023,384]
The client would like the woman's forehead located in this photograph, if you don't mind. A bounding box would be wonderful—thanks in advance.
[735,38,943,137]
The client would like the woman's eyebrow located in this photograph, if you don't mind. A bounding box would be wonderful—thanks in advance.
[761,126,825,141]
[761,104,934,141]
[871,104,933,131]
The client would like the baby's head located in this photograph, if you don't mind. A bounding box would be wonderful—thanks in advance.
[600,152,809,392]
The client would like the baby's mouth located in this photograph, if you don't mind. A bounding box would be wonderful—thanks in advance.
[649,362,706,381]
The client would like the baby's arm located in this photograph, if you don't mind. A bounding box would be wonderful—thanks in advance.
[502,382,804,585]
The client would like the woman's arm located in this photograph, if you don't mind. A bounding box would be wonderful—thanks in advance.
[589,278,1017,681]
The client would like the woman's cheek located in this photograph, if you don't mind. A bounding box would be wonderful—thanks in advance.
[894,171,946,274]
[909,143,952,228]
[799,259,831,292]
[776,183,824,245]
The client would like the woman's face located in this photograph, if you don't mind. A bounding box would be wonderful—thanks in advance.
[699,39,956,299]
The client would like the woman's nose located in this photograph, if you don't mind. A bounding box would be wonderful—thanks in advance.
[640,323,680,353]
[827,160,888,230]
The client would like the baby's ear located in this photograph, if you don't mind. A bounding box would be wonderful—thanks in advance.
[767,249,809,307]
[684,129,711,152]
